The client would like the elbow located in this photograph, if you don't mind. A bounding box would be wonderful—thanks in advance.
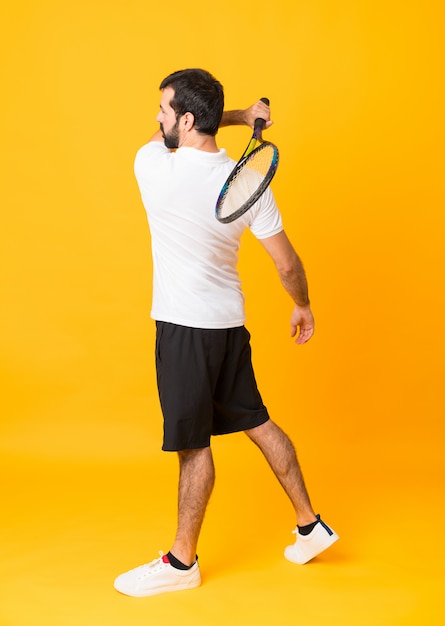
[276,252,300,278]
[278,265,295,282]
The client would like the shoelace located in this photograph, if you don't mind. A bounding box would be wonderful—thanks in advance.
[137,552,168,579]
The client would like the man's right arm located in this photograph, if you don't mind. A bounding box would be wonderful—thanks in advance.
[146,99,272,141]
[147,129,163,143]
[220,100,273,129]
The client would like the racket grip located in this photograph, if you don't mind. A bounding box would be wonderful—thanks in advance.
[254,97,270,132]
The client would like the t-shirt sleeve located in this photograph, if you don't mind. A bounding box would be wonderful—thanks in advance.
[247,187,284,240]
[134,142,170,186]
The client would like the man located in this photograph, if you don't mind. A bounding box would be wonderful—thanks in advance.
[114,68,338,598]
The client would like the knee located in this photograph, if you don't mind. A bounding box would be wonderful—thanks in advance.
[245,418,274,442]
[177,446,213,469]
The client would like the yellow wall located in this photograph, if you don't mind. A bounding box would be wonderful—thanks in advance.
[1,1,444,624]
[2,0,443,461]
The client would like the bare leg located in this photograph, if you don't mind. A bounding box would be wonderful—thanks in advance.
[246,420,317,525]
[170,447,215,566]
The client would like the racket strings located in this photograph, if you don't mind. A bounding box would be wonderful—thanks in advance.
[219,144,277,219]
[234,143,276,183]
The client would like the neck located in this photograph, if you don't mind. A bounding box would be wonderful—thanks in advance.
[179,131,219,153]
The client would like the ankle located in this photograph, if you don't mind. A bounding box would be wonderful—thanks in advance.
[297,513,317,527]
[167,551,196,570]
[169,545,196,568]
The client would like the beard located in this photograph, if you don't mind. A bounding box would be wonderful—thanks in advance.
[161,120,180,149]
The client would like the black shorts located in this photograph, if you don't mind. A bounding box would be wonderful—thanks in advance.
[155,322,269,451]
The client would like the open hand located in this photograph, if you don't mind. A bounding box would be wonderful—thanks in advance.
[290,304,315,344]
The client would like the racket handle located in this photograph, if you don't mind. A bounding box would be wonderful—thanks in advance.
[254,97,270,134]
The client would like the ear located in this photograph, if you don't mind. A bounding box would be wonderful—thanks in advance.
[181,112,195,131]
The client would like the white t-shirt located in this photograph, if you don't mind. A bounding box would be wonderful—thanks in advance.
[134,141,283,329]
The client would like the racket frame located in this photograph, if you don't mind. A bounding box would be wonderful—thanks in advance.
[215,98,279,224]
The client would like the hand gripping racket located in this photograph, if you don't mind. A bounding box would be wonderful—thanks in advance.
[216,97,279,224]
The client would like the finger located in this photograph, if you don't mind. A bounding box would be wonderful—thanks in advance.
[295,326,314,344]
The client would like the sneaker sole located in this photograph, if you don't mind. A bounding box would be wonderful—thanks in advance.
[114,578,201,598]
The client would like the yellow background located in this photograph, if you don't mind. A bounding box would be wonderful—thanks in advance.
[1,1,444,624]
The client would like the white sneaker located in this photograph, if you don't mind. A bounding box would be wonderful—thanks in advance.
[114,552,201,597]
[284,515,339,564]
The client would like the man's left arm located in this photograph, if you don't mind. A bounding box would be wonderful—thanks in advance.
[259,230,315,345]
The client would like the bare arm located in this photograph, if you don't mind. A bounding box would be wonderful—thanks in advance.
[220,100,273,129]
[259,231,314,344]
[147,129,163,143]
[146,100,271,143]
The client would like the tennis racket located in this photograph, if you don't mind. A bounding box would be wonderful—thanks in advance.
[215,97,279,224]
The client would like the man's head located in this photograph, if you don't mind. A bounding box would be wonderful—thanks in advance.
[158,69,224,142]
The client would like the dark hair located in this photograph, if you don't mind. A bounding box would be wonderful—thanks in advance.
[159,69,224,136]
